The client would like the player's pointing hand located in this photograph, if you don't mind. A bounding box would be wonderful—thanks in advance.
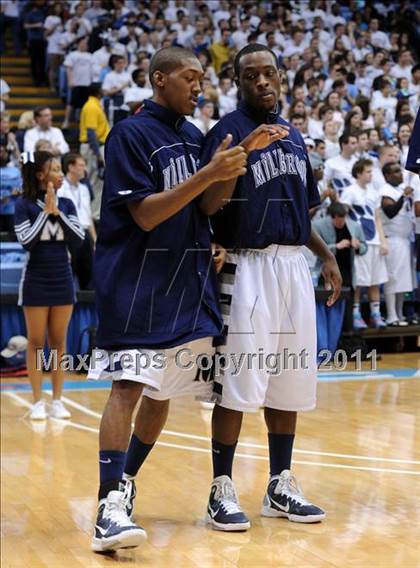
[208,137,248,181]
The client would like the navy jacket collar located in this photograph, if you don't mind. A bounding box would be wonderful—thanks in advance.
[143,99,186,131]
[238,99,280,125]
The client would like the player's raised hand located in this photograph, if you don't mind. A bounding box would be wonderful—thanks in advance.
[209,136,247,181]
[241,124,289,153]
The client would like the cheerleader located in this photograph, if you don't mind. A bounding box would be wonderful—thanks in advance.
[14,151,84,419]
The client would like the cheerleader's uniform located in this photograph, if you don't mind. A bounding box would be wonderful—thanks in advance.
[14,194,85,306]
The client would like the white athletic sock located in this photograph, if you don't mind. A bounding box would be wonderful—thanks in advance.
[385,293,397,323]
[396,293,405,321]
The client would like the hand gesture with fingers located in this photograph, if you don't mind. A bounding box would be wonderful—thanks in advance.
[44,182,59,216]
[241,124,289,153]
[209,134,248,182]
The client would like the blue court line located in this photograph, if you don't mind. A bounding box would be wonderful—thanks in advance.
[1,369,419,392]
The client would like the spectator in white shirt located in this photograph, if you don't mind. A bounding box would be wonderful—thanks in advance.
[24,106,69,156]
[83,0,107,26]
[340,159,388,329]
[189,99,218,134]
[283,27,307,58]
[371,77,397,128]
[217,77,236,118]
[352,32,372,62]
[368,18,391,50]
[325,3,346,30]
[59,152,96,289]
[124,69,153,113]
[390,49,413,83]
[63,36,94,128]
[323,118,341,159]
[231,16,251,50]
[381,162,415,325]
[65,3,93,38]
[324,132,358,195]
[102,55,131,98]
[44,3,66,93]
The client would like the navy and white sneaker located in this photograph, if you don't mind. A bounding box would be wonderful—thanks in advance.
[206,475,251,531]
[91,481,147,553]
[261,470,326,523]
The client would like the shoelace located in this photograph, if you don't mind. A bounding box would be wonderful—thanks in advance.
[104,483,134,526]
[274,473,310,506]
[218,481,242,514]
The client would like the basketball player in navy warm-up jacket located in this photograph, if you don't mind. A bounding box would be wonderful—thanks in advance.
[198,45,342,531]
[14,151,84,422]
[88,46,288,553]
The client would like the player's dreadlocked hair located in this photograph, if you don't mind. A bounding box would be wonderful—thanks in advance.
[234,43,279,78]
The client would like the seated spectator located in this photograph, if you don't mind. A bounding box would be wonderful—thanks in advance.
[34,139,54,153]
[0,78,10,112]
[381,162,415,326]
[323,118,341,159]
[340,159,388,329]
[58,153,96,289]
[124,69,153,114]
[24,106,69,156]
[189,99,218,134]
[314,200,367,331]
[0,144,22,232]
[0,112,20,165]
[15,111,35,153]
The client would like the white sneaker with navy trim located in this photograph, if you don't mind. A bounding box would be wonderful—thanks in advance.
[261,470,325,523]
[91,481,147,552]
[206,475,250,531]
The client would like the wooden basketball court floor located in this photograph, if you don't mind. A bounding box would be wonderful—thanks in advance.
[1,353,419,568]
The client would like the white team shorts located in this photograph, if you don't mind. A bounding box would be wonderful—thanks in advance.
[214,245,317,413]
[88,337,214,401]
[384,236,414,294]
[354,244,388,287]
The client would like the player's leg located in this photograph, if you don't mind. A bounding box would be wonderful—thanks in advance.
[262,248,325,523]
[23,306,49,419]
[123,396,170,517]
[92,379,147,553]
[207,251,276,532]
[122,338,215,518]
[47,304,73,418]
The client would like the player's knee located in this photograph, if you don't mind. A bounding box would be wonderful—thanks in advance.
[110,380,143,409]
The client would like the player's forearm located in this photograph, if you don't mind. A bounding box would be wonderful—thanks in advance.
[306,227,336,261]
[128,165,217,231]
[199,177,238,215]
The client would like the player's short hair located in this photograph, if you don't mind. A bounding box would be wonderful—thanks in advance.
[233,43,278,78]
[149,47,198,87]
[62,152,83,174]
[327,202,347,218]
[352,158,373,178]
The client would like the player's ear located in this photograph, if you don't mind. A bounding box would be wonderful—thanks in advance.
[153,70,165,88]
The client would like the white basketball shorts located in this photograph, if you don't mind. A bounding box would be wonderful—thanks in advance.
[214,245,317,413]
[88,337,214,401]
[354,244,388,287]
